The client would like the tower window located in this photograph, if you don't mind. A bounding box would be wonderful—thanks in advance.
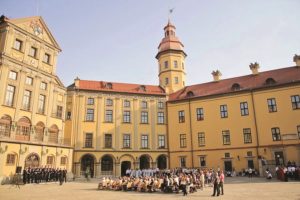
[174,60,178,68]
[164,61,168,68]
[175,77,179,84]
[182,62,185,69]
[165,78,169,85]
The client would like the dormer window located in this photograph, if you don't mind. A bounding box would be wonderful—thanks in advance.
[231,83,241,91]
[106,83,112,89]
[186,91,194,97]
[139,85,146,92]
[265,78,276,85]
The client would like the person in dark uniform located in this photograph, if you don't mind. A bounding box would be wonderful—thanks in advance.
[63,169,67,182]
[59,169,64,185]
[23,168,27,184]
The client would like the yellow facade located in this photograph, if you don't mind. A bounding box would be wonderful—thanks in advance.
[0,16,73,183]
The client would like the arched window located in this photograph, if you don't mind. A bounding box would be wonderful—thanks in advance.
[0,115,12,138]
[186,91,194,97]
[231,83,241,91]
[16,117,31,141]
[265,78,276,85]
[48,124,59,143]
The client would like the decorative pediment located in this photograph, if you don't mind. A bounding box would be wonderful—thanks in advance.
[7,16,61,51]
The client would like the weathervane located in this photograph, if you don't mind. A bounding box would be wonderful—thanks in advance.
[168,8,175,21]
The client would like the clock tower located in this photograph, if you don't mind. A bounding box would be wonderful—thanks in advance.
[156,20,187,94]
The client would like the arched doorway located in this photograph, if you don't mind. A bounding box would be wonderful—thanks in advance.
[81,154,95,178]
[140,155,150,169]
[121,161,131,176]
[48,124,59,143]
[35,121,45,142]
[0,115,12,138]
[25,153,40,168]
[16,117,31,141]
[157,155,167,169]
[101,155,113,175]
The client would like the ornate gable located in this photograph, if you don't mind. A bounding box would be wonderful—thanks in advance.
[7,16,61,51]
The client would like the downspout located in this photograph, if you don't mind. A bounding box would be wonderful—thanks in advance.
[166,101,171,169]
[250,90,260,167]
[188,99,194,167]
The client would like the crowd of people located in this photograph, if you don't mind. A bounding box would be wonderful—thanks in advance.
[98,168,225,196]
[22,167,67,185]
[276,161,300,181]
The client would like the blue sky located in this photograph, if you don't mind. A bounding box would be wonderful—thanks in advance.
[2,0,300,86]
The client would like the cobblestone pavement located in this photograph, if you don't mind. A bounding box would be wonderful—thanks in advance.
[0,177,299,200]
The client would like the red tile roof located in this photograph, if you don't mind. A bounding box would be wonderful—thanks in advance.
[68,80,166,96]
[169,66,300,102]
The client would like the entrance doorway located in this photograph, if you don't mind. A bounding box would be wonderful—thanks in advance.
[224,160,232,172]
[140,155,150,169]
[275,151,284,166]
[157,155,167,169]
[121,161,131,176]
[81,154,95,178]
[25,153,40,168]
[101,155,113,175]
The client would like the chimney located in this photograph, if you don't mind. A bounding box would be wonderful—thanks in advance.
[74,77,80,88]
[249,62,260,75]
[293,54,300,67]
[211,70,222,82]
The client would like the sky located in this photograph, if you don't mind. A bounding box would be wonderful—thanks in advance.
[2,0,300,87]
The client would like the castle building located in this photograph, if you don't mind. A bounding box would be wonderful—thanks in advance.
[0,16,73,182]
[0,15,299,180]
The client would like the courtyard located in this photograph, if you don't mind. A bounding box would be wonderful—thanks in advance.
[0,177,299,200]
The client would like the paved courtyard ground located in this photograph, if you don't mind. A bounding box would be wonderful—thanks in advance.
[0,177,299,200]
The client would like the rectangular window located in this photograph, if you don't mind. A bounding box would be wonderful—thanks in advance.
[105,110,113,122]
[291,95,300,110]
[240,102,249,116]
[13,39,22,51]
[9,71,17,80]
[165,78,169,85]
[85,133,93,148]
[157,112,164,124]
[43,53,50,64]
[225,153,230,158]
[180,134,187,148]
[87,97,94,105]
[141,135,148,148]
[25,77,33,85]
[196,108,204,121]
[56,105,63,118]
[86,109,94,121]
[46,156,54,165]
[222,130,231,145]
[40,82,47,90]
[29,46,37,58]
[123,111,131,123]
[60,157,67,165]
[198,132,205,146]
[158,135,165,148]
[66,111,71,120]
[267,98,277,112]
[178,110,185,123]
[123,100,130,107]
[180,157,186,167]
[247,151,253,157]
[123,134,131,148]
[158,101,164,109]
[243,128,252,143]
[141,111,148,124]
[220,105,228,118]
[174,77,178,84]
[164,61,168,68]
[174,60,178,68]
[105,134,112,148]
[38,94,46,114]
[106,98,113,106]
[5,85,15,106]
[297,125,300,139]
[200,156,206,167]
[141,101,147,109]
[22,90,32,110]
[6,154,15,165]
[271,127,281,141]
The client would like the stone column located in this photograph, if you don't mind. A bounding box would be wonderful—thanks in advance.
[115,162,121,177]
